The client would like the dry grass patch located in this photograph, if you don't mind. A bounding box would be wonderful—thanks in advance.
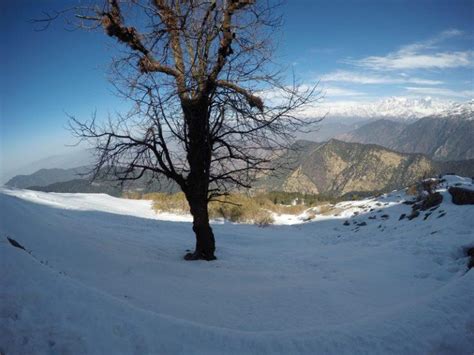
[406,184,419,196]
[122,191,143,200]
[209,194,274,225]
[148,192,190,214]
[124,191,335,225]
[317,204,334,215]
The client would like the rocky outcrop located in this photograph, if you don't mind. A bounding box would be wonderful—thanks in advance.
[449,187,474,205]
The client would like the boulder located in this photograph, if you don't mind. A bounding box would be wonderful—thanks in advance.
[449,187,474,205]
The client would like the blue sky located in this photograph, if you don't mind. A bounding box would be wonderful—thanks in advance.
[1,0,473,175]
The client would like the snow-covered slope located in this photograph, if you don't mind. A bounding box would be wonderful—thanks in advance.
[1,176,473,354]
[0,189,193,223]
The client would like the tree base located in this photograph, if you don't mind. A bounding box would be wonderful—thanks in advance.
[184,251,217,261]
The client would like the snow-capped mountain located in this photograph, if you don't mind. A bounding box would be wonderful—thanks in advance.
[303,97,473,121]
[437,99,474,119]
[367,97,448,119]
[336,98,474,161]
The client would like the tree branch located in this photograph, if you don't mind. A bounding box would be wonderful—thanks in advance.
[216,79,263,111]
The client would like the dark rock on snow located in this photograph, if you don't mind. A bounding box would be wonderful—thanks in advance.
[449,187,474,205]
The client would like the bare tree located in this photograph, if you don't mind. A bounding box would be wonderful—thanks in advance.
[41,0,320,260]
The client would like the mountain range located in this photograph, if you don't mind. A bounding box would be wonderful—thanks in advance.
[5,167,180,197]
[0,149,94,184]
[338,107,474,161]
[9,139,473,199]
[5,167,90,189]
[312,97,473,121]
[4,99,473,197]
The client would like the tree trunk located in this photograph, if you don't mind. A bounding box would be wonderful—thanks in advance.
[182,97,216,260]
[184,196,216,260]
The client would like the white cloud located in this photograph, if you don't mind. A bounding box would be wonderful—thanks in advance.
[440,28,464,37]
[352,51,473,70]
[404,87,474,99]
[345,29,473,70]
[321,70,443,85]
[397,29,464,54]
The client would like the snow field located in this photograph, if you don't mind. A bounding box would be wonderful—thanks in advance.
[1,175,473,354]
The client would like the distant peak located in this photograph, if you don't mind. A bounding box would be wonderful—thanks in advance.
[304,96,466,121]
[436,100,474,119]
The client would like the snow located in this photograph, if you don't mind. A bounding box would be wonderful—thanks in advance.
[0,188,318,226]
[438,99,474,119]
[1,176,474,354]
[300,97,473,121]
[0,188,193,223]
